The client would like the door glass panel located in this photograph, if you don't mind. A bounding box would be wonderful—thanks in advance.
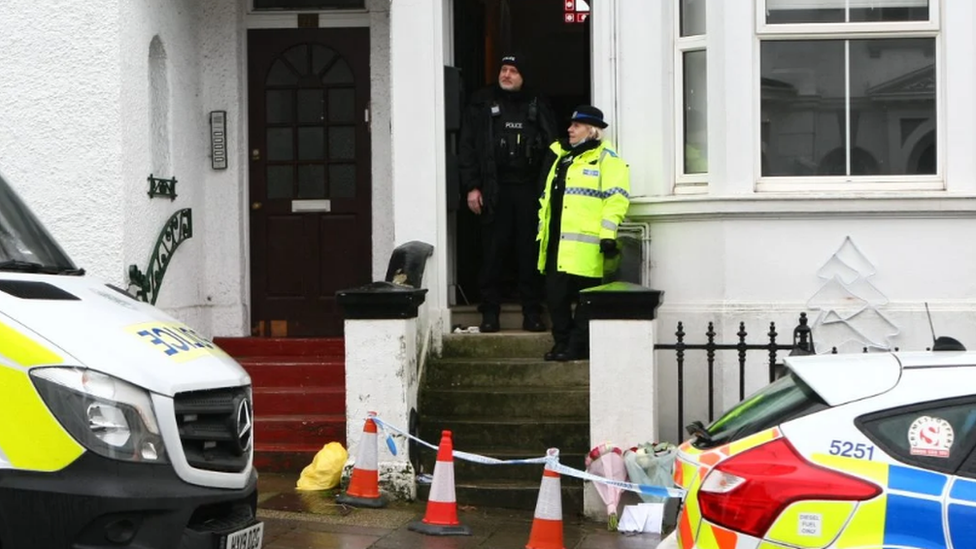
[329,127,355,161]
[329,164,356,198]
[267,128,294,161]
[312,45,337,76]
[283,45,309,74]
[266,90,294,124]
[298,165,326,198]
[323,59,354,84]
[297,90,324,124]
[299,127,325,160]
[328,88,355,123]
[267,166,295,199]
[267,60,299,86]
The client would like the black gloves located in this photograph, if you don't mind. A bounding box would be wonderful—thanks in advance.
[600,239,619,259]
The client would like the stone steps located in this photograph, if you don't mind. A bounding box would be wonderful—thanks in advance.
[417,331,589,512]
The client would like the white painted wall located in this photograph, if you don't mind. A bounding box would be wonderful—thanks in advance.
[344,318,420,499]
[0,0,124,282]
[389,0,450,347]
[119,0,212,332]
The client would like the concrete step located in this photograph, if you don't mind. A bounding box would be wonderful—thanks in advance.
[255,414,346,448]
[417,479,584,514]
[239,358,345,388]
[254,443,322,474]
[253,386,345,415]
[441,332,555,359]
[213,337,344,359]
[420,387,589,418]
[451,304,552,332]
[424,358,588,389]
[419,417,590,452]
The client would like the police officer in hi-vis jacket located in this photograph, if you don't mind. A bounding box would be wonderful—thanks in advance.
[459,53,558,334]
[537,106,631,362]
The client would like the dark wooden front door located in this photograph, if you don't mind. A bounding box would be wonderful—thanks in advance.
[248,29,371,337]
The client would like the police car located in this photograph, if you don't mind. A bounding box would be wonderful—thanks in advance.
[671,340,976,549]
[0,174,262,548]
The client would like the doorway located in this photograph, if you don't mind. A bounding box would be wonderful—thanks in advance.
[451,0,592,307]
[247,28,372,337]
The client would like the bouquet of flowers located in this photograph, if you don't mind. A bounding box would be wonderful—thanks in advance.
[585,442,628,530]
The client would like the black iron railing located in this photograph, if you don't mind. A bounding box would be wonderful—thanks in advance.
[656,312,815,439]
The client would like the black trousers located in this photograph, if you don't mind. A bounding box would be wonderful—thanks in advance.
[479,185,543,315]
[545,268,602,351]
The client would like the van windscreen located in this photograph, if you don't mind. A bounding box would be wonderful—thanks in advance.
[0,175,79,273]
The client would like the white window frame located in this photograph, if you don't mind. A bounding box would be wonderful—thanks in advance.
[754,0,943,192]
[675,2,708,194]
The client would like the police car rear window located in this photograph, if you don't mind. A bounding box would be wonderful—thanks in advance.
[694,372,828,449]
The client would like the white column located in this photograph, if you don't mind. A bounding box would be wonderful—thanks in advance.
[708,0,756,195]
[389,0,449,337]
[584,318,657,519]
[592,0,672,198]
[344,318,420,500]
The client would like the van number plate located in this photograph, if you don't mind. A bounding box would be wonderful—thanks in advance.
[224,522,263,549]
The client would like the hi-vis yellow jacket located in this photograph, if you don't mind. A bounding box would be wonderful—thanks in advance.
[537,140,631,279]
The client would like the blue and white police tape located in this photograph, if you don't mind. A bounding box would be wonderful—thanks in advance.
[368,415,687,500]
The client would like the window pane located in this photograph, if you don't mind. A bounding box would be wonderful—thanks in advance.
[298,127,325,160]
[323,59,354,85]
[329,127,355,161]
[266,90,294,124]
[680,0,706,36]
[761,41,845,176]
[766,0,928,24]
[329,165,356,199]
[298,165,326,198]
[849,38,935,175]
[683,50,708,175]
[860,400,976,474]
[267,128,294,161]
[297,90,324,124]
[267,166,294,199]
[328,88,356,123]
[254,0,364,9]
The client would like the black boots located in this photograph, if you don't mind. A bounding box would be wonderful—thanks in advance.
[522,313,546,332]
[479,310,500,333]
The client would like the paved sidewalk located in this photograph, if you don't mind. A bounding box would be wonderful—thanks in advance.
[257,474,665,549]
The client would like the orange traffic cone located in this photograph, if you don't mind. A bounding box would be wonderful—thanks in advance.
[525,464,564,549]
[408,430,472,536]
[337,415,387,508]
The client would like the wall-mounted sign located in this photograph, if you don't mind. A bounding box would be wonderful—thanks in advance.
[564,0,590,24]
[210,111,228,170]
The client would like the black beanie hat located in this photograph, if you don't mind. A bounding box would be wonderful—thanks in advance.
[499,53,526,79]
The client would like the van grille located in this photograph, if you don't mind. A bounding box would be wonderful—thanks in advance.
[173,387,252,473]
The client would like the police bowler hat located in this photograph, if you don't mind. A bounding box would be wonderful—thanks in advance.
[569,105,608,129]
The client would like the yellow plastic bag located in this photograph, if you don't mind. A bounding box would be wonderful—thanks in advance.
[296,442,348,491]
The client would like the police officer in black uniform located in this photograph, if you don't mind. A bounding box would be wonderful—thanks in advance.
[459,54,557,333]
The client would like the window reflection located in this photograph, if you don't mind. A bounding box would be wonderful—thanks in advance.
[761,38,935,177]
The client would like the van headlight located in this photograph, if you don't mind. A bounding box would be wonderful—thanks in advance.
[30,367,167,463]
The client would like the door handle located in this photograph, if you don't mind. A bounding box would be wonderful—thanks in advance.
[251,202,263,210]
[252,149,261,161]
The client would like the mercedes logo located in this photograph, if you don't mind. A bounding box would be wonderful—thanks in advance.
[235,397,253,454]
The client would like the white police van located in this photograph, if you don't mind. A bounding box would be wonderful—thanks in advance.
[0,174,262,548]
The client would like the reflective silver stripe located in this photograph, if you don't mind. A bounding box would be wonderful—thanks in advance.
[565,187,603,199]
[601,220,617,231]
[560,232,600,244]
